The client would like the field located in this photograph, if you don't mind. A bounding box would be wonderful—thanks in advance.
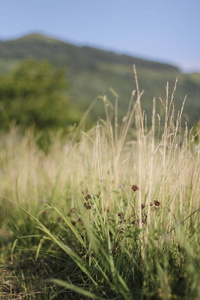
[0,71,200,299]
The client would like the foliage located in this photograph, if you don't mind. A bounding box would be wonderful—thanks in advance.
[0,59,83,132]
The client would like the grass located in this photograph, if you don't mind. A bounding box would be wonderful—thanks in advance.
[0,67,200,299]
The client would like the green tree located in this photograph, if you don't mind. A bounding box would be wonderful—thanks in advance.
[0,59,82,131]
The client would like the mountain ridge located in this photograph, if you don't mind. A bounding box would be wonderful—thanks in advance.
[0,33,179,72]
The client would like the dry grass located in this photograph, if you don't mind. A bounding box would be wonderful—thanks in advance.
[0,68,200,299]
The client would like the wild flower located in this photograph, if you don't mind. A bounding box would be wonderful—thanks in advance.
[84,202,91,210]
[132,185,139,192]
[154,200,161,206]
[71,221,76,226]
[118,212,124,219]
[78,218,83,225]
[85,194,92,201]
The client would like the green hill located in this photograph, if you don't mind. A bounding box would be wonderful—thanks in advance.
[0,33,199,126]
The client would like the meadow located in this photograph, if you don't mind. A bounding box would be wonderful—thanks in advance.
[0,69,200,299]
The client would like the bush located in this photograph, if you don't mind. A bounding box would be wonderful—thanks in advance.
[0,59,83,131]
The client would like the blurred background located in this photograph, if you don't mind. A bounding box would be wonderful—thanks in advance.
[0,0,199,137]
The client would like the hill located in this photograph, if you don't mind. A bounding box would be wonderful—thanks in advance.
[0,33,199,126]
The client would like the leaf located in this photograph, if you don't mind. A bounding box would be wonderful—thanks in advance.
[50,279,106,300]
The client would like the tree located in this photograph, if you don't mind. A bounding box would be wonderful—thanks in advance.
[0,59,82,131]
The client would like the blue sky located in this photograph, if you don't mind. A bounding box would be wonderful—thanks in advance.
[0,0,200,72]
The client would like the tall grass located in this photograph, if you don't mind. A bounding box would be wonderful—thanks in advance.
[0,68,200,299]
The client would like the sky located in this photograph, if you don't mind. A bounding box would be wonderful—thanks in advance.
[0,0,200,72]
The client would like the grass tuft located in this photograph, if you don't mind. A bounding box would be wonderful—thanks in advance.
[0,68,200,299]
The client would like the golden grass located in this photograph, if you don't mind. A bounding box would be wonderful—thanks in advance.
[0,68,199,234]
[0,68,200,299]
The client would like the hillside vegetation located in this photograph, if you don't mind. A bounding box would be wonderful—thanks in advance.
[0,33,200,126]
